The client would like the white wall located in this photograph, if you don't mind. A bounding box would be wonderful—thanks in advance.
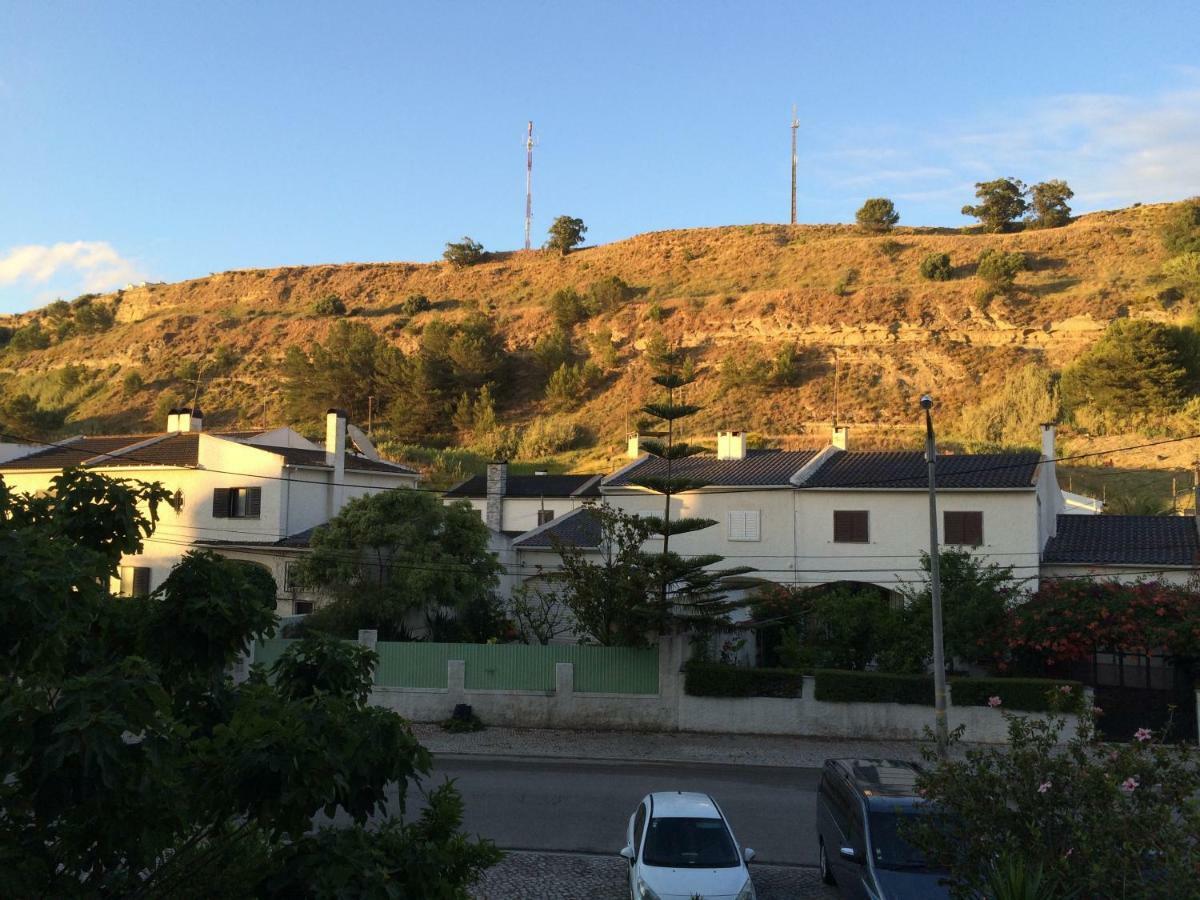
[1040,564,1196,587]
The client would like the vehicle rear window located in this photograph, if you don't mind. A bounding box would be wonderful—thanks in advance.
[642,816,739,868]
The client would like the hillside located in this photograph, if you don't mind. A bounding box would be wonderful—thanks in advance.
[1,202,1196,489]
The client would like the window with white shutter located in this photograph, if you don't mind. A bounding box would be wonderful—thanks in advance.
[118,565,151,598]
[727,509,761,542]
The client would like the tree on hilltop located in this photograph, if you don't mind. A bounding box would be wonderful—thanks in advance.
[443,236,486,267]
[855,197,900,233]
[962,178,1028,232]
[1027,179,1074,228]
[1161,197,1200,254]
[546,216,587,255]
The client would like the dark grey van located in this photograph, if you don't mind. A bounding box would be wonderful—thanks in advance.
[816,758,951,900]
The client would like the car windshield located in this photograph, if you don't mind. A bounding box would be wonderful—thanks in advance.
[641,816,740,868]
[868,810,932,870]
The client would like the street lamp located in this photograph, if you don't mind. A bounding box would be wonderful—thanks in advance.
[921,394,949,759]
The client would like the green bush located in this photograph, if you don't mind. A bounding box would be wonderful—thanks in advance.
[976,249,1026,289]
[684,662,804,698]
[516,415,580,459]
[9,322,51,352]
[312,293,346,316]
[587,275,634,312]
[950,677,1082,712]
[401,293,432,316]
[546,287,590,329]
[814,669,934,705]
[443,236,485,267]
[122,371,144,396]
[919,252,953,281]
[855,197,900,233]
[1160,197,1200,254]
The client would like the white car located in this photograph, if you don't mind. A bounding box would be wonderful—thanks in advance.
[620,791,756,900]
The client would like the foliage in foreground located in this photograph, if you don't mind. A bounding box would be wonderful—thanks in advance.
[913,699,1200,899]
[0,469,500,898]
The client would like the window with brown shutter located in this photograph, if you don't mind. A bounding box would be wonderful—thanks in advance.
[833,510,869,543]
[212,486,262,519]
[118,565,151,598]
[944,511,983,546]
[212,487,230,518]
[537,509,555,526]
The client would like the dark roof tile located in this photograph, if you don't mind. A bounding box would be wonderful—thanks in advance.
[512,506,603,549]
[802,451,1040,490]
[605,449,818,488]
[1042,515,1199,566]
[444,473,602,498]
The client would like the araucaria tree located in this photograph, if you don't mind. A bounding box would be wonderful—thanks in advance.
[855,197,900,233]
[961,178,1028,232]
[0,469,500,897]
[299,489,502,641]
[546,215,587,255]
[632,347,751,630]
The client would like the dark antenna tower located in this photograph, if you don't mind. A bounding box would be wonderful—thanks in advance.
[790,105,799,225]
[524,121,536,251]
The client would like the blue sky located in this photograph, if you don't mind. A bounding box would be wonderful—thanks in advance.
[2,1,1198,313]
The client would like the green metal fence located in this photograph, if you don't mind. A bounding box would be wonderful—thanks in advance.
[376,642,659,694]
[254,639,660,695]
[254,638,296,672]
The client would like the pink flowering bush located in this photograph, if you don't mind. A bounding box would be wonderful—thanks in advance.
[912,693,1200,898]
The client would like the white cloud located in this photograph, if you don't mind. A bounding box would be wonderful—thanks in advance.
[813,76,1200,220]
[0,241,145,298]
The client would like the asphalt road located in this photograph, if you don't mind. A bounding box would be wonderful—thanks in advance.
[408,754,823,866]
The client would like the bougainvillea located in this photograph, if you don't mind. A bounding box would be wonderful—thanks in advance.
[1001,579,1200,668]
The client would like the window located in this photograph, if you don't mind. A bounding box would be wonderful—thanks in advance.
[633,803,648,855]
[943,511,983,546]
[284,561,300,592]
[727,509,761,541]
[293,599,314,615]
[537,508,555,526]
[118,566,150,598]
[833,510,869,543]
[212,486,261,519]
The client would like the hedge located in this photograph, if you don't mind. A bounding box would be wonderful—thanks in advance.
[814,670,934,706]
[950,677,1083,712]
[684,662,804,698]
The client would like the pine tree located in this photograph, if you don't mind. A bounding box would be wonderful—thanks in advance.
[632,347,751,630]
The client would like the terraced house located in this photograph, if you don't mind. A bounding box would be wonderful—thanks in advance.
[0,408,419,611]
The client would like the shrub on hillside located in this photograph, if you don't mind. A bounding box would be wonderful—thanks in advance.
[976,249,1026,289]
[719,348,772,391]
[545,216,587,255]
[684,661,804,698]
[546,287,590,329]
[544,361,599,411]
[401,293,432,316]
[122,371,145,396]
[855,197,900,233]
[1163,251,1200,287]
[312,293,346,316]
[919,252,953,281]
[646,299,665,322]
[443,236,486,267]
[516,415,580,459]
[0,325,11,347]
[954,365,1060,448]
[1160,196,1200,254]
[878,239,905,259]
[813,670,934,705]
[949,677,1082,712]
[533,327,572,374]
[586,275,634,312]
[9,322,51,352]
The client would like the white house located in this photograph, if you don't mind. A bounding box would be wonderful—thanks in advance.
[0,407,419,612]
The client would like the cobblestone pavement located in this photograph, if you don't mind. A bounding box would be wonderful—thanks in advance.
[471,850,836,900]
[414,723,975,769]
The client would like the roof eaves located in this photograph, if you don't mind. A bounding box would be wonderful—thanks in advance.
[600,455,649,489]
[81,433,173,467]
[790,445,842,486]
[571,474,604,497]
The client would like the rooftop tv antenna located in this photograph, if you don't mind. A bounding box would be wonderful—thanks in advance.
[524,120,537,251]
[790,105,799,225]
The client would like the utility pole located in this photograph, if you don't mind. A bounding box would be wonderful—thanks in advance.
[790,105,799,225]
[921,394,949,760]
[524,120,535,251]
[367,395,374,435]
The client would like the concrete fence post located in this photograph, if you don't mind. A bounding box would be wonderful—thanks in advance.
[357,629,378,684]
[1195,689,1199,748]
[553,662,575,727]
[448,659,466,704]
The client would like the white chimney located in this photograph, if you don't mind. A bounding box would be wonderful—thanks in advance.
[627,432,642,458]
[325,408,347,490]
[486,461,508,532]
[178,407,204,432]
[166,408,181,432]
[831,425,849,450]
[1041,422,1056,462]
[717,430,747,461]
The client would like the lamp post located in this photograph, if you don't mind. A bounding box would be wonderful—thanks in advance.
[921,394,949,759]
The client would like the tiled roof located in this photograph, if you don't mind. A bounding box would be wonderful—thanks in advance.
[512,506,603,549]
[0,433,417,475]
[196,526,317,549]
[605,450,819,488]
[1042,515,1199,567]
[249,444,418,475]
[801,451,1040,490]
[444,473,602,498]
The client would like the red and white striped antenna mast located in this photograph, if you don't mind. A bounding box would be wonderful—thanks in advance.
[524,120,537,251]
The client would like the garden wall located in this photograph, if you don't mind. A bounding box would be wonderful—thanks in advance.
[249,635,1096,743]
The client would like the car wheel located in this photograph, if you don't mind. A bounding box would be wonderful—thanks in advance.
[819,839,836,886]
